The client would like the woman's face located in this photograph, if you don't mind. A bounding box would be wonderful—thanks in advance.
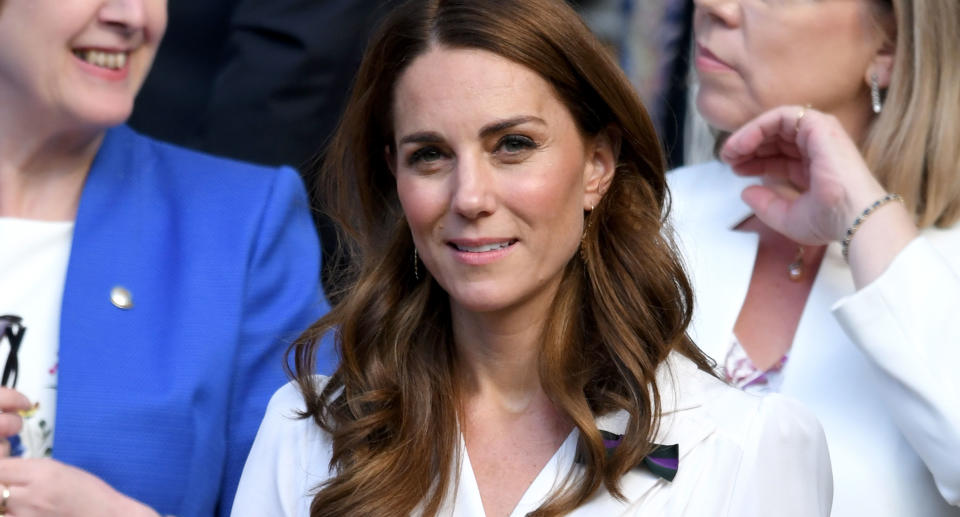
[0,0,166,130]
[693,0,887,137]
[392,47,611,318]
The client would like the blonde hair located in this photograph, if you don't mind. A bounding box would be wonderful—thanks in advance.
[863,0,960,227]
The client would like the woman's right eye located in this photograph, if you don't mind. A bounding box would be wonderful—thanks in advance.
[408,146,446,166]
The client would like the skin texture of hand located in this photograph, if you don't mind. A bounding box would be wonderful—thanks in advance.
[0,388,31,440]
[720,105,919,288]
[0,458,159,517]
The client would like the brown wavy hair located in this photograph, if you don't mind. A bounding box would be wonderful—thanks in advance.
[289,0,714,515]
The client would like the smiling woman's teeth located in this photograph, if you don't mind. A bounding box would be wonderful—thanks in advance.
[455,241,513,253]
[74,50,127,70]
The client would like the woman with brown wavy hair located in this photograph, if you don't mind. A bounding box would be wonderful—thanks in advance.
[232,0,831,515]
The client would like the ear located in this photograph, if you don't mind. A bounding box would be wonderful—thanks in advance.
[583,127,619,210]
[866,53,895,89]
[865,20,896,88]
[385,144,397,177]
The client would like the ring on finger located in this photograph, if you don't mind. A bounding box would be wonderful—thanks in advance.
[0,484,9,516]
[795,104,812,134]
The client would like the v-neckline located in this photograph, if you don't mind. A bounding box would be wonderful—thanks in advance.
[457,429,580,517]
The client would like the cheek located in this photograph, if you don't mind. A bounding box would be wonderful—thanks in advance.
[742,12,872,108]
[396,175,444,238]
[152,0,169,35]
[512,160,585,239]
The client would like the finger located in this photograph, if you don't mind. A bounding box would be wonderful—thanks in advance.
[760,175,803,203]
[0,389,31,412]
[730,156,799,177]
[0,458,32,484]
[0,414,22,438]
[0,484,14,515]
[721,106,799,162]
[740,185,793,236]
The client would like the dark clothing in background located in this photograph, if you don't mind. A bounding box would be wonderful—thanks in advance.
[657,0,694,169]
[130,0,399,299]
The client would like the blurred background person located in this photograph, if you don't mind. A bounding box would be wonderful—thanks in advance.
[232,0,831,515]
[669,0,960,515]
[0,0,330,515]
[127,0,401,300]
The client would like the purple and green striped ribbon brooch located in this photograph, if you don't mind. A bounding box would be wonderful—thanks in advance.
[577,430,678,482]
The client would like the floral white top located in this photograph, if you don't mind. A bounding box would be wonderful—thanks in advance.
[722,335,786,395]
[0,218,73,458]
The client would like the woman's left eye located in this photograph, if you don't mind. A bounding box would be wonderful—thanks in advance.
[497,135,537,154]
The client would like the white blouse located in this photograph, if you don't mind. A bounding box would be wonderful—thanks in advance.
[0,217,73,458]
[232,352,832,516]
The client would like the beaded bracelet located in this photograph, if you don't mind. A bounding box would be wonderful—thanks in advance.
[841,193,903,261]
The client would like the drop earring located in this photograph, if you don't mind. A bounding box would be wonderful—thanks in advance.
[413,248,419,280]
[580,204,595,264]
[870,72,883,114]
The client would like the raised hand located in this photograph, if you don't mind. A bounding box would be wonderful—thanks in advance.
[721,105,918,287]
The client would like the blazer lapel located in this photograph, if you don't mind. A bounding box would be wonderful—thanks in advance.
[55,126,147,464]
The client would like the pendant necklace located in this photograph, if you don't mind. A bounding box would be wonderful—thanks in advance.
[788,245,805,282]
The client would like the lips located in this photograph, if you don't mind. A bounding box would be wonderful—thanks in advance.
[446,238,518,265]
[695,43,735,72]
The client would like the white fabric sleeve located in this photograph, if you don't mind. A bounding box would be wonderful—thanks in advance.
[727,394,834,517]
[833,236,960,506]
[231,381,329,517]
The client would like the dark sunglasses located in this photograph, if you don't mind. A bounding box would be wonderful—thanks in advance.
[0,315,26,389]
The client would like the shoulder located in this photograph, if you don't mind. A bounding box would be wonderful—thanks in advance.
[596,355,831,515]
[922,224,960,270]
[651,356,832,515]
[105,125,306,201]
[608,353,827,456]
[98,127,317,259]
[672,357,826,456]
[259,377,333,440]
[234,377,336,515]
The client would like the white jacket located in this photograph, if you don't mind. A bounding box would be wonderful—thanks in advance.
[668,160,960,516]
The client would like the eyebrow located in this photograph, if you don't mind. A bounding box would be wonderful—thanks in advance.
[397,116,546,146]
[479,116,546,138]
[398,131,444,145]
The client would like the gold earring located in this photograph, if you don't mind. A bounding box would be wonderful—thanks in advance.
[580,204,595,264]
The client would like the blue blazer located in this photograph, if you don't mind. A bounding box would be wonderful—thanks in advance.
[51,126,335,516]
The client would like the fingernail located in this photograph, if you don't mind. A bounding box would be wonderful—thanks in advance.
[17,401,39,418]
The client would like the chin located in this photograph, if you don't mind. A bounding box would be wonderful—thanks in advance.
[445,283,519,315]
[695,89,748,133]
[449,293,511,314]
[68,99,134,130]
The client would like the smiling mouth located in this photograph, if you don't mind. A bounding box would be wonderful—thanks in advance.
[73,49,128,70]
[450,240,517,253]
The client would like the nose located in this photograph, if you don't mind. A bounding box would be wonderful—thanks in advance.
[451,154,497,220]
[693,0,742,27]
[98,0,158,37]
